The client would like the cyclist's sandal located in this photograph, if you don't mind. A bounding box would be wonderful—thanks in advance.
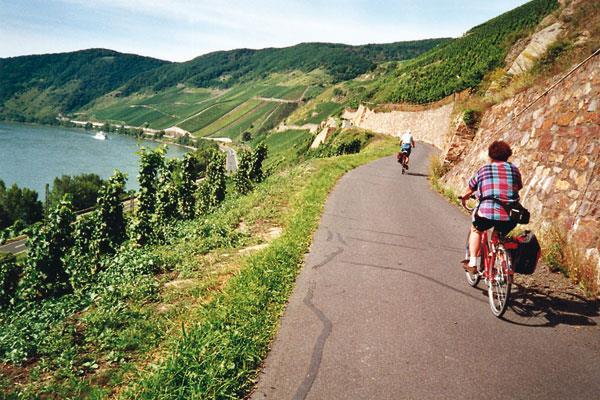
[461,260,477,274]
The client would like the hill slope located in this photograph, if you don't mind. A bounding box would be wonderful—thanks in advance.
[0,49,168,123]
[119,40,450,95]
[364,0,559,104]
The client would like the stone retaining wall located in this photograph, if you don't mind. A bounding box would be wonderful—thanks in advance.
[342,100,455,149]
[442,56,599,275]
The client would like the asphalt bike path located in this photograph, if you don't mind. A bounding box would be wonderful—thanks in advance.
[252,144,600,400]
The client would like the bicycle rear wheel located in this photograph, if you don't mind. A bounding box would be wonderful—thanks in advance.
[488,246,512,317]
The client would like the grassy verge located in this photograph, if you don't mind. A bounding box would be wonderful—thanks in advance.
[0,134,395,398]
[120,136,397,398]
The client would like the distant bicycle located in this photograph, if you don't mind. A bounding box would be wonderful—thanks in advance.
[397,150,409,174]
[460,196,513,317]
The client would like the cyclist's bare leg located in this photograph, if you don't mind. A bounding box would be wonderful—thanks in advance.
[468,225,481,265]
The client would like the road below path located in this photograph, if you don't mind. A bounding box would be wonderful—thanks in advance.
[252,144,600,400]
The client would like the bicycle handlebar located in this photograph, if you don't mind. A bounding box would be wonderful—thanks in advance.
[458,195,477,212]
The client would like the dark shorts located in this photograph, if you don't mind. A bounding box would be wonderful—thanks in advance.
[472,214,516,234]
[400,144,412,156]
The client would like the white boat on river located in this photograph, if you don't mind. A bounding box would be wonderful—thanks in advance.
[93,131,107,140]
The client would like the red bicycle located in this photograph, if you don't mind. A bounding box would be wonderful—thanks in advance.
[461,198,516,317]
[397,150,409,174]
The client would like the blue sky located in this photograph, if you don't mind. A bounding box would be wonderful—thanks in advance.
[0,0,530,62]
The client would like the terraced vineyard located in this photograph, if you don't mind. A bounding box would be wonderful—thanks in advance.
[81,74,314,139]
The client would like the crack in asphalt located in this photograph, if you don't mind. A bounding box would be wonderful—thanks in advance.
[325,227,333,242]
[312,247,344,269]
[293,282,332,400]
[347,236,426,251]
[336,232,347,246]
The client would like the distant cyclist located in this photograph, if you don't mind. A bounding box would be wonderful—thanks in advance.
[399,130,416,169]
[460,140,523,273]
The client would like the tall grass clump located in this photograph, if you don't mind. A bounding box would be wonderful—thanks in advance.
[540,225,598,297]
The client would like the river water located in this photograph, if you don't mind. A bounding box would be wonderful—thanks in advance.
[0,122,188,197]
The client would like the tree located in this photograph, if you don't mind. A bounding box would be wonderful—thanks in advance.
[242,131,252,142]
[0,180,43,229]
[19,199,75,300]
[48,173,105,211]
[84,122,93,130]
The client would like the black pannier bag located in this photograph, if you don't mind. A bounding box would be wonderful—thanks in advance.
[508,231,541,275]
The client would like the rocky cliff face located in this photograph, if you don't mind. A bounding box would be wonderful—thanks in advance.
[442,56,599,273]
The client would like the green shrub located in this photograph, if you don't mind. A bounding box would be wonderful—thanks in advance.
[234,149,253,194]
[132,147,165,246]
[462,109,480,128]
[0,254,19,306]
[18,199,76,300]
[197,151,227,214]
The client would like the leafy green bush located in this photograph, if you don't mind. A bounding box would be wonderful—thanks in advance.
[131,147,165,245]
[250,143,268,183]
[463,109,480,128]
[234,149,253,195]
[180,153,199,219]
[96,170,127,254]
[0,254,19,306]
[18,199,76,300]
[197,151,227,214]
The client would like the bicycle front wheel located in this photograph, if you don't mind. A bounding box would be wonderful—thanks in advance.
[488,246,512,317]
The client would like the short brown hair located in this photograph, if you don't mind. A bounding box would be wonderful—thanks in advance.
[488,140,512,161]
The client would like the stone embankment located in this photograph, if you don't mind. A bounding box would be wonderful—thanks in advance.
[342,97,455,149]
[443,56,599,275]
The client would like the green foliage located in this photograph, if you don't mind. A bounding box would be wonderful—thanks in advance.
[96,171,127,254]
[234,149,253,194]
[0,254,19,306]
[19,199,76,300]
[48,173,105,211]
[197,151,226,214]
[126,135,398,399]
[371,0,558,103]
[0,49,167,122]
[532,39,571,74]
[250,143,268,183]
[242,131,252,142]
[0,179,43,230]
[131,147,165,245]
[121,40,449,95]
[312,128,374,157]
[155,159,181,224]
[180,153,199,219]
[462,109,480,128]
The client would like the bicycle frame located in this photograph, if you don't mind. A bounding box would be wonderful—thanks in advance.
[479,229,512,281]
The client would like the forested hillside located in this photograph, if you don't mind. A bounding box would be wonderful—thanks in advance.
[368,0,559,103]
[0,40,447,125]
[119,40,450,95]
[0,49,167,123]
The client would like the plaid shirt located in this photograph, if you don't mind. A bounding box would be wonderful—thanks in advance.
[468,162,523,221]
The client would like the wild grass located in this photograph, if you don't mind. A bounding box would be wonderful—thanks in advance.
[540,225,598,297]
[118,136,397,399]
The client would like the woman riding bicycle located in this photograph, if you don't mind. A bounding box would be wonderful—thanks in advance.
[399,130,416,168]
[460,140,523,273]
